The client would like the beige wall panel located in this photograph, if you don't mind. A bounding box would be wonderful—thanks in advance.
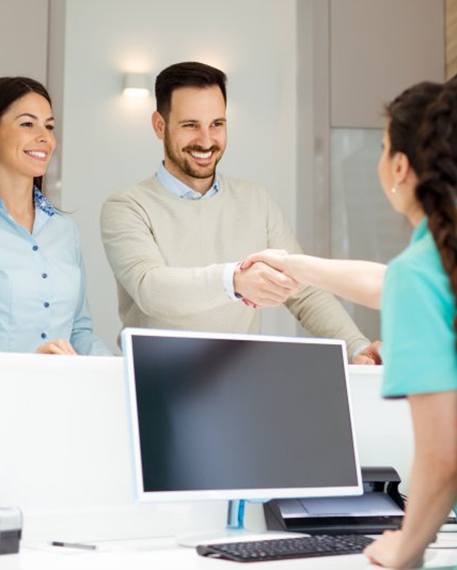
[331,0,445,128]
[447,0,457,78]
[0,0,48,82]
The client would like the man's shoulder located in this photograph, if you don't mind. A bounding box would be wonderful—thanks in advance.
[103,177,160,207]
[218,173,271,201]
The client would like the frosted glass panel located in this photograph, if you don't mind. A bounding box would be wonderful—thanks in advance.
[331,129,410,341]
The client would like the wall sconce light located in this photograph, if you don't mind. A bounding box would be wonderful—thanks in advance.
[123,73,151,98]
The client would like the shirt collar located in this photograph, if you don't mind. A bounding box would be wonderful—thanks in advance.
[33,187,57,217]
[410,216,428,244]
[156,162,220,200]
[0,187,56,217]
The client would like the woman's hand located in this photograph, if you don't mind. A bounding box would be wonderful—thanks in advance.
[240,249,290,273]
[364,530,423,569]
[36,339,77,355]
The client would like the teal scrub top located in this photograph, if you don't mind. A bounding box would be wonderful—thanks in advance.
[381,217,457,398]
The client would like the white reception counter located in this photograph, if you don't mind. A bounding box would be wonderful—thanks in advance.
[0,353,414,544]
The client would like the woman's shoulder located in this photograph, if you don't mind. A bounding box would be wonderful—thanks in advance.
[50,210,79,235]
[389,229,441,279]
[386,229,452,315]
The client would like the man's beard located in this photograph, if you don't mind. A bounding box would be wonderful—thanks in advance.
[164,132,222,180]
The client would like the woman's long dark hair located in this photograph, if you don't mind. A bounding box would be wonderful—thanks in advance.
[415,76,457,345]
[385,78,457,345]
[0,76,53,191]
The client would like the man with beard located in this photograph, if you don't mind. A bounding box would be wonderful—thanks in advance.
[101,61,379,363]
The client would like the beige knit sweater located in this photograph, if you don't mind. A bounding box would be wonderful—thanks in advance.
[101,175,369,357]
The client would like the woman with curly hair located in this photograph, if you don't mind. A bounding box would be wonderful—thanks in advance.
[242,78,457,568]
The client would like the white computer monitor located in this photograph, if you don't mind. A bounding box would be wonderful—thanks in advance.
[122,328,362,504]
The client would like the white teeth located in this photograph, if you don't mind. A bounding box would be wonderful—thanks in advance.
[190,151,211,159]
[25,151,47,159]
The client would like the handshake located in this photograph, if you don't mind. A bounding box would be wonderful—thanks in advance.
[235,248,382,366]
[234,249,300,309]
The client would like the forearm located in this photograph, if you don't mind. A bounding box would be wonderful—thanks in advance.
[398,453,457,565]
[71,310,112,356]
[285,285,369,358]
[397,393,457,566]
[122,264,232,319]
[285,255,386,309]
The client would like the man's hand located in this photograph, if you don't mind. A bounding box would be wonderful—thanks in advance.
[351,340,382,365]
[364,530,424,569]
[36,339,77,355]
[234,261,300,308]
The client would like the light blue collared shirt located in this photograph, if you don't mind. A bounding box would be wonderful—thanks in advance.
[0,189,111,355]
[155,164,239,299]
[156,162,220,200]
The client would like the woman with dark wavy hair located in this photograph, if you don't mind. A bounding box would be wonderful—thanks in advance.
[0,77,110,354]
[242,78,457,568]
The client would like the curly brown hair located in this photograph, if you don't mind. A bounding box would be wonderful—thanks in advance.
[414,76,457,344]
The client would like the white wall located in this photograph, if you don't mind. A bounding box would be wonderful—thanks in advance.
[59,0,298,351]
[0,0,48,81]
[331,0,445,128]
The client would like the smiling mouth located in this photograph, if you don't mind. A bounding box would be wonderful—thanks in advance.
[24,150,48,161]
[186,147,220,165]
[190,150,212,160]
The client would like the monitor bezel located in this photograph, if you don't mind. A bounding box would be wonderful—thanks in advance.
[122,327,363,502]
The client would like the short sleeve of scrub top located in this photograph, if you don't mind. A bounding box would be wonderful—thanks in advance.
[381,219,457,399]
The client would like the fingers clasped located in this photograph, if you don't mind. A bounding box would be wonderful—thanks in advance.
[36,339,77,355]
[235,252,299,308]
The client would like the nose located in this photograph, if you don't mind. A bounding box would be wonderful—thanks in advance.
[36,125,52,144]
[196,127,212,149]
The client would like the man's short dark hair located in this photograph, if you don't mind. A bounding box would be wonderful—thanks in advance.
[155,61,227,118]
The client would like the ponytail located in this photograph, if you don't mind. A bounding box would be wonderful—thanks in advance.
[416,78,457,345]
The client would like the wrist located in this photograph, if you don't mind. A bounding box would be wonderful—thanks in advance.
[395,535,425,569]
[224,262,240,300]
[233,264,243,296]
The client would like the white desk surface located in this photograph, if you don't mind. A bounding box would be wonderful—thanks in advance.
[4,534,457,569]
[0,353,426,568]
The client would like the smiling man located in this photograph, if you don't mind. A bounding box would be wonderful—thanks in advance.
[101,61,379,363]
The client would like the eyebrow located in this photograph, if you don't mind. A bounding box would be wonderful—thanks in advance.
[15,113,55,122]
[178,117,226,124]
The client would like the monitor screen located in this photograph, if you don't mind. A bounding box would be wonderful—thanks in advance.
[123,329,362,501]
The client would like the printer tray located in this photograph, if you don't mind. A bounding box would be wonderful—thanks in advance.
[264,467,405,535]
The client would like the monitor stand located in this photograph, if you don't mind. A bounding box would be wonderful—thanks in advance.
[177,500,264,548]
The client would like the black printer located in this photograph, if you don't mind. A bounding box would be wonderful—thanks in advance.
[0,508,22,555]
[264,467,405,535]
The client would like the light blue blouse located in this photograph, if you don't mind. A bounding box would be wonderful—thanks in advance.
[381,217,457,398]
[0,189,110,355]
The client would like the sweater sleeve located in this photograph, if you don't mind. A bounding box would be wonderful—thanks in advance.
[100,192,231,319]
[263,191,370,358]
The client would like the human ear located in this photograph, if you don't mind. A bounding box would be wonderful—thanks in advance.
[393,152,411,186]
[152,111,166,140]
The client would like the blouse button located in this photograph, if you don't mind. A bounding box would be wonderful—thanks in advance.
[41,332,47,339]
[41,273,48,279]
[32,245,39,251]
[44,302,50,308]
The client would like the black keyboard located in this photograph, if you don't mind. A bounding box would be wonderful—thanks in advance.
[196,534,374,562]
